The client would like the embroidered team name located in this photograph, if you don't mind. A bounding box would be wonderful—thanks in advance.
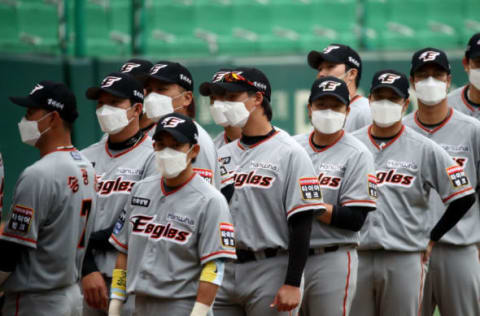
[376,169,415,187]
[131,215,191,243]
[233,171,275,188]
[318,173,342,188]
[131,196,150,207]
[97,175,135,196]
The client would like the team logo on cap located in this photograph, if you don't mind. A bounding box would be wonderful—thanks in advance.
[212,71,242,83]
[323,45,340,54]
[150,64,168,75]
[179,74,192,85]
[121,62,141,73]
[348,56,360,68]
[161,117,185,128]
[378,73,401,84]
[419,51,440,62]
[101,76,122,88]
[30,84,44,95]
[319,80,341,91]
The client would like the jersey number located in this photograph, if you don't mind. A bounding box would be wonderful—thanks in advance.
[77,199,93,249]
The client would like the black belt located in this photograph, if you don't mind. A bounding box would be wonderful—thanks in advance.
[308,245,340,256]
[236,248,284,263]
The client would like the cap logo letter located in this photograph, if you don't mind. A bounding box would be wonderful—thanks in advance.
[121,63,141,73]
[212,71,230,83]
[30,84,44,95]
[419,51,440,62]
[323,45,340,54]
[101,76,122,88]
[319,80,341,91]
[150,64,168,75]
[378,73,401,84]
[161,117,185,128]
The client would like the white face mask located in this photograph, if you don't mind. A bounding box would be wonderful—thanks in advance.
[18,112,52,146]
[469,68,480,90]
[96,105,132,135]
[222,98,251,128]
[311,109,346,134]
[209,101,229,127]
[414,76,447,106]
[370,99,404,128]
[155,147,191,179]
[144,92,184,123]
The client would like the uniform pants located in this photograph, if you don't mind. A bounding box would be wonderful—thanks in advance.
[214,255,303,316]
[300,247,358,316]
[351,250,427,316]
[422,243,480,316]
[82,276,134,316]
[134,295,214,316]
[2,283,82,316]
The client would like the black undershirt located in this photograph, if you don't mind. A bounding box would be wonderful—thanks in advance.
[415,108,452,130]
[310,138,328,150]
[240,127,276,146]
[141,123,156,135]
[465,86,480,108]
[107,130,144,151]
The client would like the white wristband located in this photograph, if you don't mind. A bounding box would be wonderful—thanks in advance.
[190,302,210,316]
[108,298,123,316]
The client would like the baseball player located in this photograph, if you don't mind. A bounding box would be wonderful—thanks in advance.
[0,81,97,316]
[404,47,480,316]
[0,152,4,217]
[108,113,236,316]
[200,67,326,316]
[293,76,377,316]
[308,43,371,132]
[448,33,480,119]
[81,72,156,316]
[143,61,221,187]
[350,69,475,316]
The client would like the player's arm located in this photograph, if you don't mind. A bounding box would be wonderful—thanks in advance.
[108,252,128,316]
[316,204,373,231]
[89,224,116,251]
[0,240,26,286]
[191,260,225,316]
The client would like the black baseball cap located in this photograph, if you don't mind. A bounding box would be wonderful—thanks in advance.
[309,76,350,105]
[410,48,451,75]
[144,61,194,91]
[308,44,362,74]
[466,33,480,59]
[86,72,144,104]
[120,58,153,83]
[370,69,409,99]
[153,112,198,145]
[10,81,78,123]
[199,67,272,102]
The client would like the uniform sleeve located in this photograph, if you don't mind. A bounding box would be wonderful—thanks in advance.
[284,147,326,219]
[198,195,237,265]
[425,142,475,204]
[142,152,158,179]
[339,149,377,209]
[217,148,235,191]
[109,200,131,254]
[0,168,50,248]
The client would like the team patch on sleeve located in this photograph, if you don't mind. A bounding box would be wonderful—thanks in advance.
[367,174,378,199]
[193,168,213,184]
[113,209,127,235]
[446,165,469,188]
[219,222,235,248]
[8,205,34,234]
[299,177,322,201]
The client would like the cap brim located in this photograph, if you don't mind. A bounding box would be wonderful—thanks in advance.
[308,50,343,69]
[153,128,190,144]
[411,61,450,75]
[371,84,407,99]
[199,82,253,96]
[468,50,480,59]
[9,96,41,108]
[310,92,349,105]
[144,74,178,85]
[86,87,130,101]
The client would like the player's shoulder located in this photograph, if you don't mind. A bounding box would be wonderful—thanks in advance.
[350,125,370,139]
[189,174,227,204]
[351,95,370,108]
[402,125,445,153]
[81,138,106,155]
[195,121,214,143]
[448,85,466,99]
[292,132,310,147]
[339,133,372,156]
[213,131,226,148]
[451,108,480,128]
[402,111,415,124]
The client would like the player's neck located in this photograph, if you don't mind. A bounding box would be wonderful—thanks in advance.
[468,84,480,104]
[241,113,272,137]
[348,84,358,99]
[164,166,194,188]
[139,115,155,130]
[312,129,343,147]
[224,126,242,141]
[417,100,449,125]
[371,121,403,138]
[108,120,141,143]
[38,131,73,157]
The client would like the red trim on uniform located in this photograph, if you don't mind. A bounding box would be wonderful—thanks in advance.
[413,108,453,134]
[1,232,37,244]
[367,125,405,150]
[145,123,157,135]
[160,173,197,196]
[201,250,237,261]
[287,203,326,216]
[15,293,21,316]
[342,251,352,316]
[442,186,474,203]
[237,131,280,151]
[350,95,361,104]
[105,133,148,158]
[308,130,345,153]
[43,147,77,157]
[111,234,128,250]
[417,256,426,316]
[461,85,476,112]
[342,200,376,206]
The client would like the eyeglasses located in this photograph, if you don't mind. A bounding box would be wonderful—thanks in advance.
[222,72,265,95]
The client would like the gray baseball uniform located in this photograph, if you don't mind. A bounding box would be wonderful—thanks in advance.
[0,148,97,316]
[344,95,372,132]
[404,109,480,316]
[109,173,236,314]
[214,130,326,316]
[448,85,480,119]
[294,131,377,316]
[351,125,475,316]
[213,131,228,149]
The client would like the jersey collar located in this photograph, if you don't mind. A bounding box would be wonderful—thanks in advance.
[461,85,480,112]
[160,172,196,196]
[413,107,453,134]
[237,130,280,150]
[308,130,345,153]
[105,133,148,158]
[350,95,361,105]
[368,124,405,151]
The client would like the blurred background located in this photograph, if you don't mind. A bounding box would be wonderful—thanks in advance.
[1,0,479,220]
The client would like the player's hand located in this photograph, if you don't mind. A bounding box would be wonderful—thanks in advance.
[422,240,435,264]
[270,284,301,312]
[82,271,109,310]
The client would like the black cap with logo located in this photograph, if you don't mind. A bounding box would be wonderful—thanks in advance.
[199,67,272,102]
[10,81,78,123]
[370,69,409,99]
[145,61,194,91]
[410,48,451,75]
[86,72,144,104]
[309,76,350,105]
[466,33,480,60]
[308,44,362,75]
[153,112,198,145]
[120,58,153,83]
